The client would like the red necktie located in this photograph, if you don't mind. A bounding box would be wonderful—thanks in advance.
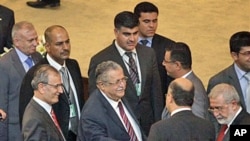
[217,124,228,141]
[51,109,62,131]
[118,102,138,141]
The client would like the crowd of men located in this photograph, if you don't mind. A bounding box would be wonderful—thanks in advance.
[1,1,250,141]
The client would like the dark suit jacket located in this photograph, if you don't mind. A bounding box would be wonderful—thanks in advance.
[220,109,250,141]
[77,89,146,141]
[0,5,14,53]
[0,48,42,141]
[19,57,84,139]
[162,71,209,119]
[88,41,163,135]
[22,99,65,141]
[148,110,215,141]
[151,34,175,99]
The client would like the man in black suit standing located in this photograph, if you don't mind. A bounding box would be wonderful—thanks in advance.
[88,11,163,135]
[208,83,250,141]
[134,2,176,101]
[0,5,15,53]
[19,25,84,141]
[148,78,215,141]
[26,0,60,8]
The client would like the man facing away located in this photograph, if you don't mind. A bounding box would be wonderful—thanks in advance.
[88,11,163,135]
[134,1,176,100]
[148,78,215,141]
[78,61,146,141]
[161,42,209,119]
[0,21,42,141]
[22,64,65,141]
[19,25,84,141]
[208,83,250,141]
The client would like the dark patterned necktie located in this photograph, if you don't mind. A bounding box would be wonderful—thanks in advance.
[60,67,78,135]
[118,102,138,141]
[125,52,139,85]
[140,40,149,46]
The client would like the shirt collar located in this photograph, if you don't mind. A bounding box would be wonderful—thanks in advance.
[46,54,66,71]
[115,40,137,56]
[15,47,31,63]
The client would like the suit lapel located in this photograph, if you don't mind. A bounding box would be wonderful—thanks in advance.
[97,90,127,132]
[10,49,26,76]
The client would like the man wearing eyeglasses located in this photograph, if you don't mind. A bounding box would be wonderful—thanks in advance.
[161,42,209,119]
[19,25,84,141]
[22,64,66,141]
[208,83,250,141]
[208,31,250,113]
[78,61,146,141]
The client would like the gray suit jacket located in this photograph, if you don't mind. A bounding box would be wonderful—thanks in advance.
[77,89,146,141]
[88,41,163,135]
[162,71,209,119]
[148,110,215,141]
[22,99,65,141]
[207,64,245,109]
[0,48,42,141]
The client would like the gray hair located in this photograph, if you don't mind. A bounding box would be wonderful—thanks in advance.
[208,83,240,105]
[31,64,59,90]
[11,21,35,39]
[95,61,122,83]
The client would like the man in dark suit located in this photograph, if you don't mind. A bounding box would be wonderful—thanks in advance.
[148,78,215,141]
[207,31,250,112]
[161,42,209,119]
[134,2,176,101]
[208,83,250,141]
[22,65,65,141]
[0,5,15,53]
[0,108,7,141]
[78,61,146,141]
[26,0,60,8]
[0,21,42,141]
[88,11,163,135]
[19,25,84,141]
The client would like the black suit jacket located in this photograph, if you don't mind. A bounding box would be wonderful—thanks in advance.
[22,99,65,141]
[77,89,146,141]
[151,34,175,97]
[218,109,250,141]
[19,57,84,139]
[0,5,14,53]
[148,110,215,141]
[88,41,163,135]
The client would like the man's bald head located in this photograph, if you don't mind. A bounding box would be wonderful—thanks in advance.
[168,78,194,106]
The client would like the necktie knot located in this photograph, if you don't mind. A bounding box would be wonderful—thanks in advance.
[25,57,33,68]
[125,52,133,58]
[140,40,149,46]
[244,72,250,83]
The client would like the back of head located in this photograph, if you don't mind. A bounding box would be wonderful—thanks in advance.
[134,1,158,18]
[168,78,194,106]
[229,31,250,53]
[208,83,240,105]
[114,11,139,29]
[167,42,192,69]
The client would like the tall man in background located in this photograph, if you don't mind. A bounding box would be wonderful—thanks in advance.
[134,1,176,103]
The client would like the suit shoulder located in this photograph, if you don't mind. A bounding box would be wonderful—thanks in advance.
[208,65,235,82]
[154,34,175,43]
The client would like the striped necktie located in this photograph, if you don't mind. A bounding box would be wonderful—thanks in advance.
[125,52,139,85]
[118,102,138,141]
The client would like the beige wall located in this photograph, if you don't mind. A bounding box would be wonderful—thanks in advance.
[3,0,250,88]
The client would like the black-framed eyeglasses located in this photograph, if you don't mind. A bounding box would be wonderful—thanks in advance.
[238,51,250,57]
[106,76,128,86]
[41,82,64,89]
